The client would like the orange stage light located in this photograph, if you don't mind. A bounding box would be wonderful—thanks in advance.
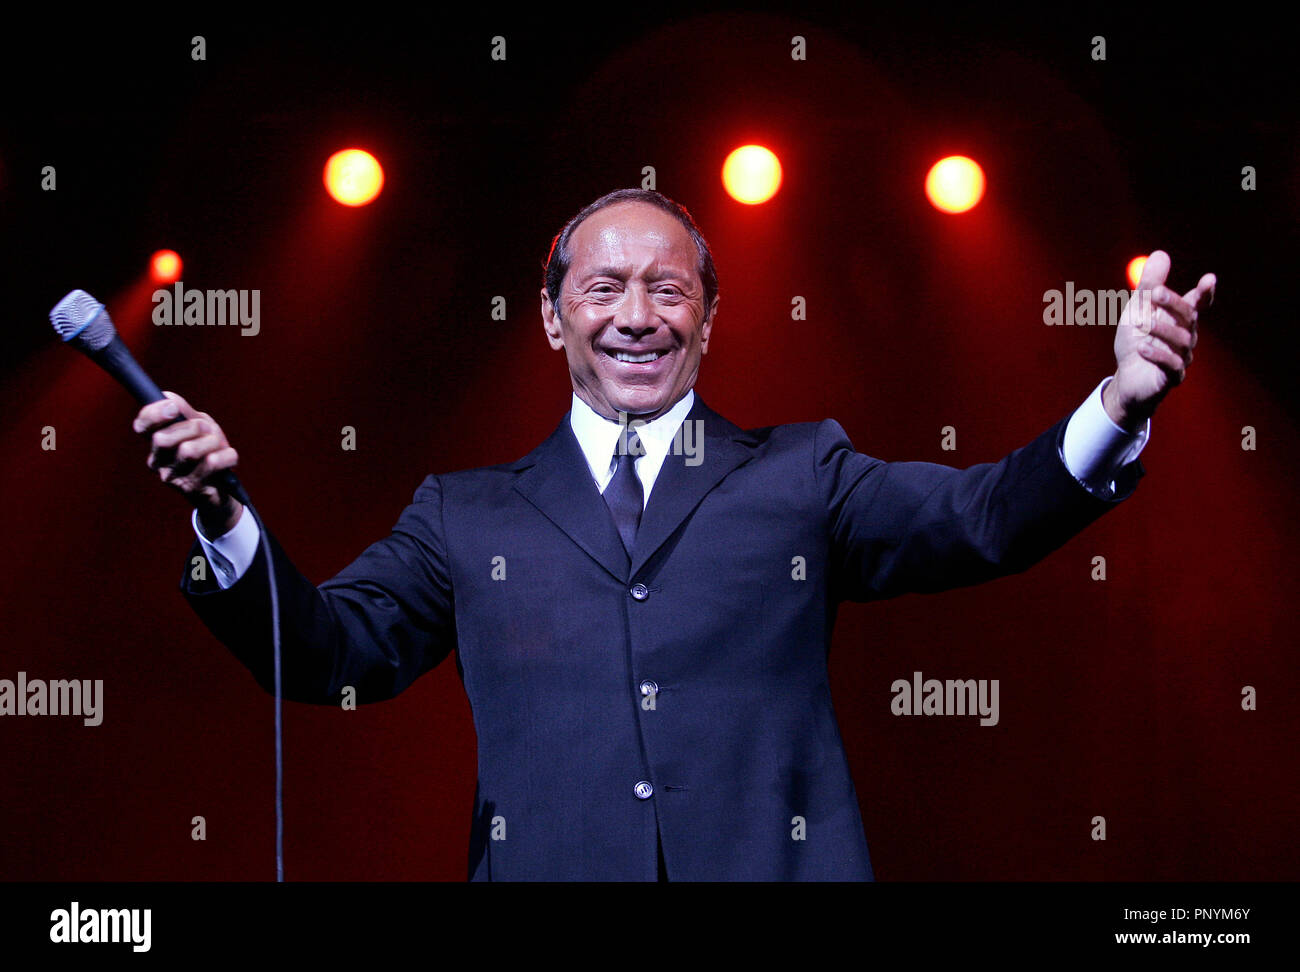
[324,149,384,207]
[925,156,985,214]
[150,249,182,284]
[722,145,783,205]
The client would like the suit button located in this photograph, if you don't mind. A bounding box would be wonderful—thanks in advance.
[634,781,654,800]
[630,583,649,601]
[639,680,658,696]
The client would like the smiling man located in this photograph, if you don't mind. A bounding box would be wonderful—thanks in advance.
[141,187,1213,880]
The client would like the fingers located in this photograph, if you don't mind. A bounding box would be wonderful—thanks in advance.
[1123,252,1213,398]
[162,446,240,492]
[1152,285,1196,327]
[1172,272,1216,351]
[147,417,217,471]
[170,430,226,476]
[1137,255,1217,353]
[1146,314,1195,358]
[204,447,239,474]
[1189,272,1216,313]
[136,402,234,492]
[1137,250,1172,291]
[149,417,213,452]
[1138,334,1188,385]
[1176,283,1202,351]
[132,391,197,435]
[1144,290,1196,373]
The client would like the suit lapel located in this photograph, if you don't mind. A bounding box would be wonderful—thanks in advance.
[511,393,754,583]
[512,410,632,582]
[630,395,752,578]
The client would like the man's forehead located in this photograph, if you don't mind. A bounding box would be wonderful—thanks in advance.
[570,202,695,266]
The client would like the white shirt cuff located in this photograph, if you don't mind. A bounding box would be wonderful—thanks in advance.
[1060,376,1149,497]
[191,506,260,589]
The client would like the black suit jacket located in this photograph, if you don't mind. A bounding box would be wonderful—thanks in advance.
[181,393,1142,880]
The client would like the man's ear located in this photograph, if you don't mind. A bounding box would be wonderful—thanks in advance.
[541,286,564,350]
[701,295,719,354]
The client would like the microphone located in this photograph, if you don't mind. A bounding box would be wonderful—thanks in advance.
[49,289,248,505]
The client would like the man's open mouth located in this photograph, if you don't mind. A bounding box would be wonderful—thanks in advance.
[603,349,671,364]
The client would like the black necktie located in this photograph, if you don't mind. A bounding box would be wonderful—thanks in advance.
[602,428,644,555]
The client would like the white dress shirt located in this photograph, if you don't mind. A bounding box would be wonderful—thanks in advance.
[568,387,698,508]
[194,376,1148,589]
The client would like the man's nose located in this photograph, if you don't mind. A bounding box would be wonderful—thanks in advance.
[614,284,652,329]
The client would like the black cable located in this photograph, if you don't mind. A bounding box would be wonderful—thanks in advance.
[225,486,283,883]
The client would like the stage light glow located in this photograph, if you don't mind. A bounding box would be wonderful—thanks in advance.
[324,149,384,206]
[925,156,985,214]
[150,249,182,283]
[722,145,783,205]
[1126,255,1148,289]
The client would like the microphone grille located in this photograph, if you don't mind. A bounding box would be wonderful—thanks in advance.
[50,289,117,352]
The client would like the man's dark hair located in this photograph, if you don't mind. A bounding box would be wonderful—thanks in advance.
[543,188,719,321]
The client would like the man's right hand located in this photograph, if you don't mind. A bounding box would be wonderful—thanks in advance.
[133,391,244,539]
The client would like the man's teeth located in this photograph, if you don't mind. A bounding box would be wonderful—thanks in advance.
[611,350,666,363]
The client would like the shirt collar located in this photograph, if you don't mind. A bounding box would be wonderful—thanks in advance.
[569,389,695,477]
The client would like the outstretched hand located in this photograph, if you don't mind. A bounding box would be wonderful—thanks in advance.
[1103,250,1216,433]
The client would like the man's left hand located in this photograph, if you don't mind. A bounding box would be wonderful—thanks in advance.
[1103,249,1216,433]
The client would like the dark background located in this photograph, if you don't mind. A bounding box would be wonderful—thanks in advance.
[1,6,1295,880]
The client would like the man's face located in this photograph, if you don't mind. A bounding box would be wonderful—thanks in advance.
[542,200,717,423]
